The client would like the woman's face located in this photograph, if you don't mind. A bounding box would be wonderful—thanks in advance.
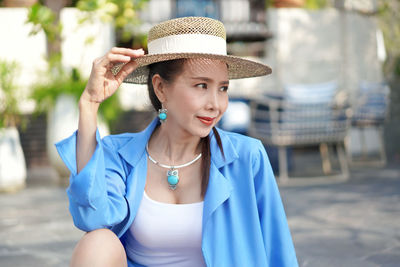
[162,58,229,138]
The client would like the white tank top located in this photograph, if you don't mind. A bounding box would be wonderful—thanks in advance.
[125,190,206,267]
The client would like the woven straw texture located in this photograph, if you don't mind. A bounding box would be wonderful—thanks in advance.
[112,17,272,84]
[148,16,226,42]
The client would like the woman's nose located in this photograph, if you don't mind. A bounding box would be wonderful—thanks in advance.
[206,90,219,110]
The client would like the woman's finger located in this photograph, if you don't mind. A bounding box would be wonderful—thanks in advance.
[94,48,144,69]
[95,53,129,68]
[106,53,132,63]
[111,47,145,58]
[115,60,139,84]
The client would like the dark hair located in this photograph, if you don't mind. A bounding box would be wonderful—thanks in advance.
[147,59,224,197]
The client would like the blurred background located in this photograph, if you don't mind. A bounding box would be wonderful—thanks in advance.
[0,0,399,266]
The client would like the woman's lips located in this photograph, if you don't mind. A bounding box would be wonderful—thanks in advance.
[197,116,215,126]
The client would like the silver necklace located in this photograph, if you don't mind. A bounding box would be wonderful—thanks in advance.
[145,143,202,190]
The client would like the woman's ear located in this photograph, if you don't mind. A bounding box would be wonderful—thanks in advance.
[152,74,167,103]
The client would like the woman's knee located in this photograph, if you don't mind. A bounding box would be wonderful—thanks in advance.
[70,228,127,267]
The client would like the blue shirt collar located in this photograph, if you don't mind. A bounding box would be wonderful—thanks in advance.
[117,117,239,169]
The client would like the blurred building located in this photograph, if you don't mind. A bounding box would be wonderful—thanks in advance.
[138,0,271,55]
[0,0,390,174]
[334,0,378,14]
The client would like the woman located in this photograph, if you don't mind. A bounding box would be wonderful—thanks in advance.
[56,17,298,267]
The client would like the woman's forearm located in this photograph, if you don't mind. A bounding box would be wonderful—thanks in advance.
[76,97,100,174]
[74,47,144,174]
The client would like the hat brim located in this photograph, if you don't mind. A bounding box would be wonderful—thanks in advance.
[113,53,272,84]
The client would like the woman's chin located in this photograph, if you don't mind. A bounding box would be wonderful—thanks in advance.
[184,124,213,139]
[196,127,214,138]
[165,119,215,138]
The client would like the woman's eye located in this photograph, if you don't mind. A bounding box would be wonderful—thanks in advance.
[196,83,207,89]
[220,86,229,92]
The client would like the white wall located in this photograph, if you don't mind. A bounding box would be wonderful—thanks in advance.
[61,8,115,78]
[0,8,48,113]
[265,8,384,94]
[266,8,342,87]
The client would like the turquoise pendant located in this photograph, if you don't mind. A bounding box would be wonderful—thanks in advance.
[167,169,179,190]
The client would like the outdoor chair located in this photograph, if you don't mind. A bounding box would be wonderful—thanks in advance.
[248,81,351,183]
[346,81,390,166]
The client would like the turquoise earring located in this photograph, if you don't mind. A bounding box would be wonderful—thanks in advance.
[158,108,167,123]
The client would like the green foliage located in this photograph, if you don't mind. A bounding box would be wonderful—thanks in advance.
[31,68,84,114]
[0,60,21,128]
[304,0,328,9]
[26,2,64,76]
[76,0,149,43]
[266,0,328,9]
[26,3,62,43]
[101,90,123,129]
[31,68,122,126]
[25,1,130,127]
[395,57,400,77]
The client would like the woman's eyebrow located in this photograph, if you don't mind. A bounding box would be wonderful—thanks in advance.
[190,76,229,85]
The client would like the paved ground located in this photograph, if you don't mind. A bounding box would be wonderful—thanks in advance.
[0,163,399,267]
[281,164,400,267]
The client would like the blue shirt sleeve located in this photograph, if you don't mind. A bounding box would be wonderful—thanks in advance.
[55,130,128,232]
[253,140,299,267]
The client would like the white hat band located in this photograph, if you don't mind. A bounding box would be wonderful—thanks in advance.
[148,34,227,55]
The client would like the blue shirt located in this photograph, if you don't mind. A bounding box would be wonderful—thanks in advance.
[55,118,298,267]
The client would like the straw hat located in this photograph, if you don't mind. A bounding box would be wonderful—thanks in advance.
[113,16,272,84]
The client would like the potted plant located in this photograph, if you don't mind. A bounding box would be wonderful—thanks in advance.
[26,2,118,180]
[0,60,27,192]
[25,1,149,180]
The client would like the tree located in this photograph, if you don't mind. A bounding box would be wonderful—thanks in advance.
[26,0,149,125]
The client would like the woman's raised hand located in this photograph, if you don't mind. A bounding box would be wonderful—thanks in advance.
[80,47,145,105]
[76,48,143,173]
